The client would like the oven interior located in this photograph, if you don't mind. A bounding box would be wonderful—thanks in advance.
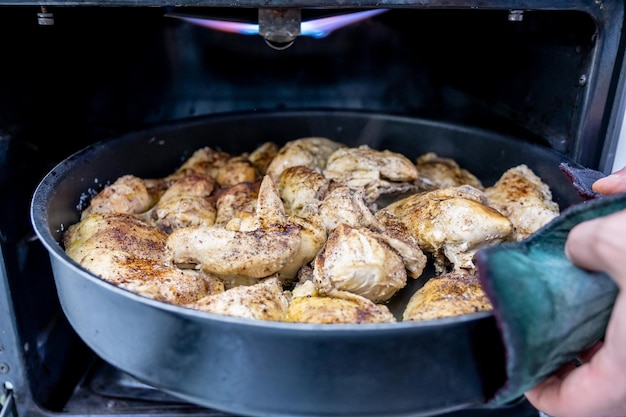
[1,3,625,417]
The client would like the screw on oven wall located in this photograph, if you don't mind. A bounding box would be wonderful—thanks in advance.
[579,74,588,86]
[37,6,54,26]
[0,363,9,374]
[508,10,524,22]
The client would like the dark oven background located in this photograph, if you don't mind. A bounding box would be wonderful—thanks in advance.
[0,4,624,417]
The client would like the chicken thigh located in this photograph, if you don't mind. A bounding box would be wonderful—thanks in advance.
[312,223,409,303]
[64,213,223,305]
[485,164,560,240]
[187,277,289,321]
[377,185,514,273]
[287,280,396,324]
[403,272,492,321]
[415,152,483,190]
[323,145,420,206]
[149,172,217,233]
[166,175,326,287]
[81,174,157,219]
[265,137,346,184]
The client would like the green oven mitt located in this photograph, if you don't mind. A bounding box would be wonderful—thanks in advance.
[475,193,626,405]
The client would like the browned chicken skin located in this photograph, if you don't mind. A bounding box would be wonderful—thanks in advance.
[81,174,156,219]
[169,146,231,181]
[485,164,559,240]
[166,175,326,287]
[378,185,514,274]
[403,272,492,321]
[187,277,289,321]
[415,152,483,191]
[213,181,260,229]
[323,145,420,206]
[150,172,217,233]
[64,213,224,305]
[278,165,330,216]
[265,137,346,184]
[312,223,410,303]
[247,141,280,176]
[287,281,396,324]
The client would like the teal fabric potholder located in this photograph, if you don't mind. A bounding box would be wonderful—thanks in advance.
[475,193,626,405]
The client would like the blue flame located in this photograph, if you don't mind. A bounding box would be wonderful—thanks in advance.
[168,9,388,38]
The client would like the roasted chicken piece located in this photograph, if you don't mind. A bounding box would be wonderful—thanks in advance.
[166,175,326,287]
[323,145,420,206]
[213,181,260,229]
[402,272,492,321]
[64,213,223,305]
[265,137,346,184]
[215,155,258,187]
[81,174,158,219]
[319,185,374,231]
[312,223,410,303]
[169,146,231,181]
[149,172,217,233]
[485,164,560,240]
[187,277,289,322]
[65,212,167,260]
[318,186,427,279]
[415,152,483,190]
[278,165,330,216]
[286,280,396,324]
[247,141,279,176]
[377,185,514,273]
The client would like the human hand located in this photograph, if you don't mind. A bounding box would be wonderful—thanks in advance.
[524,166,626,417]
[592,166,626,195]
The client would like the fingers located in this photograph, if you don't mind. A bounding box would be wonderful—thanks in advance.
[564,210,626,286]
[524,348,623,417]
[592,166,626,195]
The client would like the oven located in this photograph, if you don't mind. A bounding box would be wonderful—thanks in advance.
[1,2,625,417]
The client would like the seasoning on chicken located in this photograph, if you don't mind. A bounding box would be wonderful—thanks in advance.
[169,146,231,181]
[318,186,427,277]
[80,174,158,219]
[150,172,217,233]
[247,141,280,176]
[377,185,514,274]
[319,185,372,231]
[402,272,492,321]
[64,213,224,305]
[215,155,258,187]
[485,164,560,240]
[286,280,396,324]
[415,152,483,191]
[278,165,330,216]
[187,277,289,322]
[265,136,346,184]
[323,145,420,207]
[213,181,260,229]
[312,223,410,303]
[166,175,326,288]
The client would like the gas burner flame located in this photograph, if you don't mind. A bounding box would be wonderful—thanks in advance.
[167,9,388,39]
